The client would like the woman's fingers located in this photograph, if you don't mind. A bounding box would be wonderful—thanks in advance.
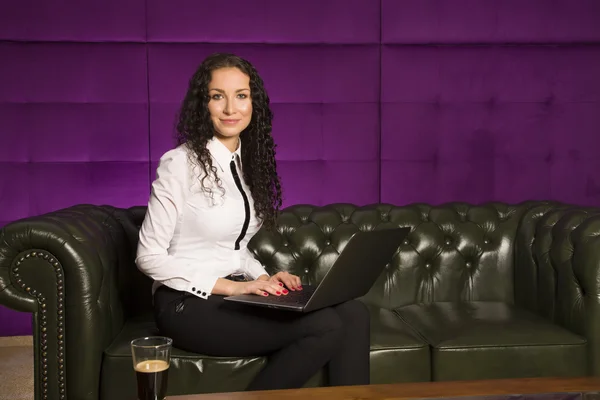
[284,277,300,291]
[256,281,286,296]
[282,274,302,291]
[272,271,302,291]
[268,275,290,290]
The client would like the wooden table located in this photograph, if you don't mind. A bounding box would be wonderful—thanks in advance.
[171,377,600,400]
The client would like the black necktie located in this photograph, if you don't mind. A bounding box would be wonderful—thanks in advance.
[230,157,250,250]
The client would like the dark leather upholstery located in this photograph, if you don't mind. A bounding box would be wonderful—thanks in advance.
[1,201,599,400]
[396,302,586,380]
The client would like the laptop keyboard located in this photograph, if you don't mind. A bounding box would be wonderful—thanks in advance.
[267,286,315,305]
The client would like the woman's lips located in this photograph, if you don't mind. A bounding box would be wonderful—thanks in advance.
[220,119,240,125]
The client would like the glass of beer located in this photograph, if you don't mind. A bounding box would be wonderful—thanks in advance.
[131,336,172,400]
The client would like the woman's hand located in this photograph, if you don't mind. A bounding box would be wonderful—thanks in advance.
[264,271,303,291]
[230,279,288,297]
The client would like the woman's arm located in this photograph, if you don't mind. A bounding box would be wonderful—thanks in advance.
[136,148,222,299]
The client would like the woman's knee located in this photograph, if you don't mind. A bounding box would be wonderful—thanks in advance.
[304,307,344,338]
[334,299,370,326]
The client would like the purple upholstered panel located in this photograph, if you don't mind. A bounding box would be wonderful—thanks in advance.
[381,45,600,205]
[147,0,379,43]
[276,160,379,206]
[0,42,149,220]
[148,43,380,206]
[0,163,29,228]
[381,46,600,103]
[0,43,148,104]
[29,163,150,216]
[382,0,600,43]
[0,0,146,41]
[0,308,31,337]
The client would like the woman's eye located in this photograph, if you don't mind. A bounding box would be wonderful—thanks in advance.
[210,93,248,100]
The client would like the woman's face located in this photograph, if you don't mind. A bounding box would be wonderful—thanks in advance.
[207,67,252,146]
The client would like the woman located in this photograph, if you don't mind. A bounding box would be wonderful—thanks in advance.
[136,53,370,391]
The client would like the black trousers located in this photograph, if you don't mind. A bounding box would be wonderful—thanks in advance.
[153,285,371,391]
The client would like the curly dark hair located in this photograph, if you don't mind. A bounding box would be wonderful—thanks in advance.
[174,53,283,230]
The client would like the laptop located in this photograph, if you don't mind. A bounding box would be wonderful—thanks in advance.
[224,227,410,312]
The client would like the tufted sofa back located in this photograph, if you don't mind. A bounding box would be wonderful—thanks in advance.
[247,202,536,310]
[119,201,600,315]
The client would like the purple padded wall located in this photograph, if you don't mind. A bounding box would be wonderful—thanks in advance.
[0,1,150,231]
[380,0,600,205]
[1,1,600,336]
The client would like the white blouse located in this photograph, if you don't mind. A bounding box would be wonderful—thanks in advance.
[136,137,269,300]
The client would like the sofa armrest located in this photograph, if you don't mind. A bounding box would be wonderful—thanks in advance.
[0,204,137,400]
[515,204,600,375]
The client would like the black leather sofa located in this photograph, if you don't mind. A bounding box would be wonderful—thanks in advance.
[0,201,598,400]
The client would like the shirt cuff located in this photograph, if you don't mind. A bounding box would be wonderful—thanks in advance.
[187,272,220,299]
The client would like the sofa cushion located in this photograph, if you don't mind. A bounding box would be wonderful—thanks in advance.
[394,302,587,381]
[366,304,431,383]
[100,305,431,400]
